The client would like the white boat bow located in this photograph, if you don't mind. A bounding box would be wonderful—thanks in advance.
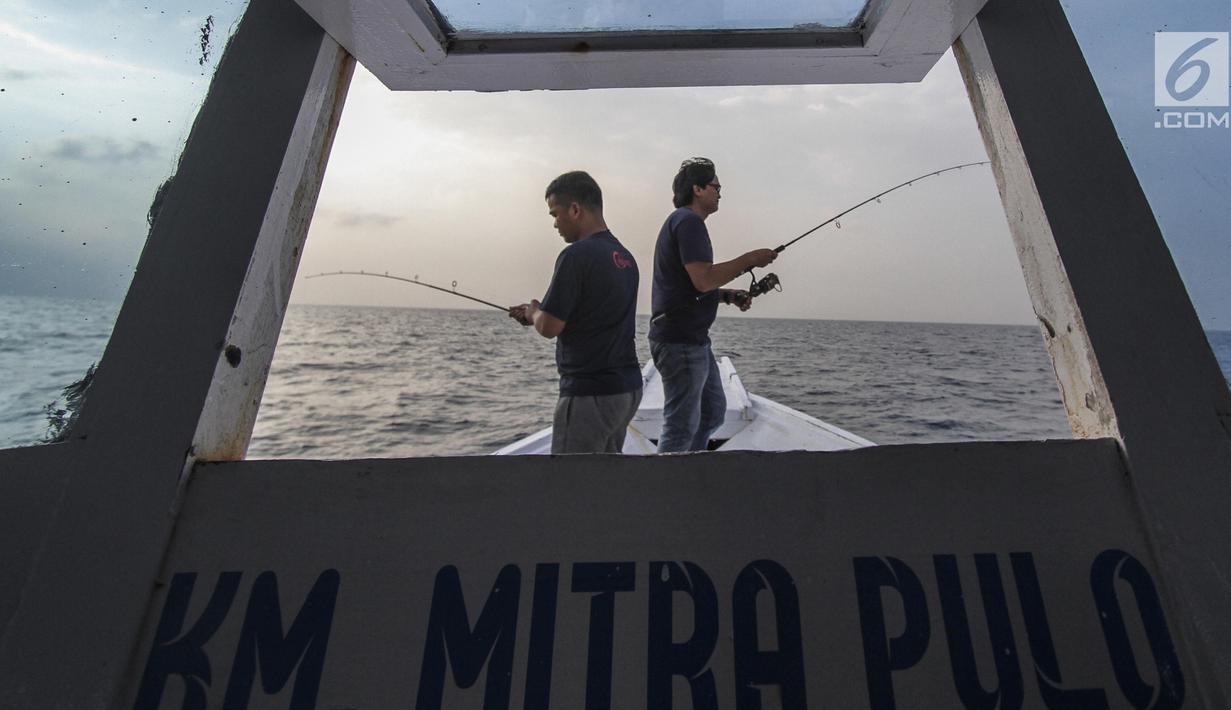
[494,357,873,454]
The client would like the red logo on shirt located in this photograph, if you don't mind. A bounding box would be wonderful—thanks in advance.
[612,251,632,269]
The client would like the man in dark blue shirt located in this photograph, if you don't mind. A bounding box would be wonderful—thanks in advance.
[511,171,642,453]
[649,157,777,452]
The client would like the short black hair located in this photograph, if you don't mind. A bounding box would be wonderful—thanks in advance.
[545,171,603,211]
[672,157,716,208]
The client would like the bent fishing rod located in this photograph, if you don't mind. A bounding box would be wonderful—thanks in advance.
[652,161,991,325]
[303,271,510,312]
[771,160,989,256]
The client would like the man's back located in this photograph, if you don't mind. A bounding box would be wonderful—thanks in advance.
[540,230,641,396]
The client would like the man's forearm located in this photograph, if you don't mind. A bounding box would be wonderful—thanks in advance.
[689,255,754,292]
[533,306,566,338]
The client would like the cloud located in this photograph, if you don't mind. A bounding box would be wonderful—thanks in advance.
[46,137,160,163]
[0,66,52,80]
[0,20,151,74]
[331,210,404,228]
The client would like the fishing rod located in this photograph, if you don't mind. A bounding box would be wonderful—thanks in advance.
[652,160,991,324]
[303,271,510,312]
[771,160,989,255]
[748,162,992,300]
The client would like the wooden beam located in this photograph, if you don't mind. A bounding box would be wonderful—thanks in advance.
[193,44,353,460]
[956,0,1231,702]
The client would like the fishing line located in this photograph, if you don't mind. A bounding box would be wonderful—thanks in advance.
[303,271,510,312]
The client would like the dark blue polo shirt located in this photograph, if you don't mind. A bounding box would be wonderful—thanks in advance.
[649,207,720,344]
[539,231,642,396]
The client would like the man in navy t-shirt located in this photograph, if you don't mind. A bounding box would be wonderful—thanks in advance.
[649,157,777,452]
[511,171,642,453]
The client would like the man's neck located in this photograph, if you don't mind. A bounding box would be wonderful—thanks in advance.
[688,203,710,221]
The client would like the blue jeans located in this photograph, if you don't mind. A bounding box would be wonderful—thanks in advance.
[650,340,726,452]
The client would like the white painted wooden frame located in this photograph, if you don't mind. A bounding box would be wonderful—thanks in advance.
[293,0,988,89]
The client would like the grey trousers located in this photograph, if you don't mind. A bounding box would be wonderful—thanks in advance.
[551,388,643,454]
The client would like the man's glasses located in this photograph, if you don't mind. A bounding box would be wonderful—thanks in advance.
[707,182,722,194]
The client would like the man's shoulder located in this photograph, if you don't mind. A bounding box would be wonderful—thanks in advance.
[559,235,600,256]
[573,231,630,253]
[559,232,635,267]
[667,208,708,238]
[667,206,702,227]
[656,208,702,249]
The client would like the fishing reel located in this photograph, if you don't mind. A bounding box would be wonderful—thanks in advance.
[747,271,782,299]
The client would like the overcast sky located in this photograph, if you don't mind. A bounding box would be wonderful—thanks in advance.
[291,53,1029,324]
[1,0,1227,328]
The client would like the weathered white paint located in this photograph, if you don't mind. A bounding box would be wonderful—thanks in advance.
[861,0,978,57]
[952,29,1116,440]
[194,41,354,461]
[399,0,450,62]
[956,0,1231,703]
[292,0,987,90]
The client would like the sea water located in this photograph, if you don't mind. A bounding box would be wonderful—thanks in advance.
[3,296,1230,456]
[0,295,121,446]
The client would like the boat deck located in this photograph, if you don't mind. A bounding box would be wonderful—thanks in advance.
[494,357,873,455]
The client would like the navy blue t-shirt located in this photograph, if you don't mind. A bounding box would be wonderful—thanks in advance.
[539,231,642,396]
[649,207,720,344]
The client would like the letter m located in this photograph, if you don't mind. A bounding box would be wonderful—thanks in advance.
[416,565,521,710]
[222,570,341,710]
